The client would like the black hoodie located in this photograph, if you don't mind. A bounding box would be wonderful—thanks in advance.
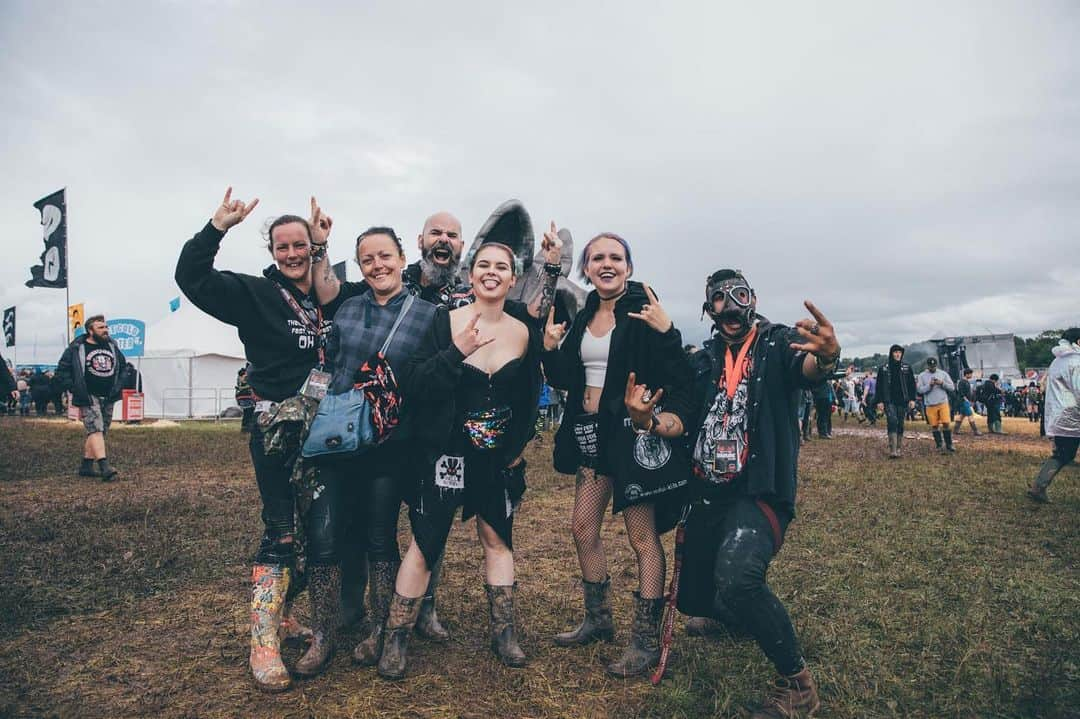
[175,222,324,402]
[875,346,916,406]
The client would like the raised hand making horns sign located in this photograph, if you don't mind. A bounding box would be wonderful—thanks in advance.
[626,284,673,334]
[211,187,260,233]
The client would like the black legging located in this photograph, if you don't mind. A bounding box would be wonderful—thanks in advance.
[308,446,404,565]
[709,498,804,676]
[249,423,297,564]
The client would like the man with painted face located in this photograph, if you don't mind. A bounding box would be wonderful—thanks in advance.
[679,269,838,719]
[916,357,956,453]
[875,345,917,458]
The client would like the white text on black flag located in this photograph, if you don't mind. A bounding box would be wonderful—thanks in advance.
[26,189,68,289]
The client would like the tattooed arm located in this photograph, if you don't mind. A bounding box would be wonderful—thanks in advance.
[535,221,564,322]
[309,196,342,306]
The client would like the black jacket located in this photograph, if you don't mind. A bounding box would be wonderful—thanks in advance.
[0,360,14,396]
[399,300,542,469]
[875,361,916,406]
[689,320,817,519]
[175,222,323,402]
[56,335,128,406]
[542,281,695,476]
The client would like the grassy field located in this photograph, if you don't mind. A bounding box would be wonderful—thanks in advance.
[0,416,1076,718]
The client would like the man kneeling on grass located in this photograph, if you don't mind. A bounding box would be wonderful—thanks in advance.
[678,269,839,718]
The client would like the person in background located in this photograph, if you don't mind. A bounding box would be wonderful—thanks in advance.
[953,368,980,435]
[916,357,956,453]
[235,366,256,433]
[811,380,833,439]
[875,344,917,459]
[979,374,1005,434]
[55,315,128,481]
[1027,328,1080,502]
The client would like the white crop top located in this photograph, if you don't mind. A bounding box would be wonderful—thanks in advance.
[580,325,613,387]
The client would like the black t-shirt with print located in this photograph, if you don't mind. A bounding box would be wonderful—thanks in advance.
[84,343,117,397]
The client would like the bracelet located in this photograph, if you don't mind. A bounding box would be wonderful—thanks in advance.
[543,262,562,277]
[310,244,328,262]
[814,350,840,373]
[633,416,654,435]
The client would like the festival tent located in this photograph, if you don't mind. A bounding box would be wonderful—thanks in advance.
[139,302,246,418]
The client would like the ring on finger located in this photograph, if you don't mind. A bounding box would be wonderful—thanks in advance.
[810,323,820,335]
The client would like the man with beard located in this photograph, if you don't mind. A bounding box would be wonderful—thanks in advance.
[916,357,956,453]
[678,269,837,718]
[404,212,474,308]
[875,345,917,458]
[56,315,128,480]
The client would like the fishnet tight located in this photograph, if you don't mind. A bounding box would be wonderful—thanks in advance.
[571,468,666,599]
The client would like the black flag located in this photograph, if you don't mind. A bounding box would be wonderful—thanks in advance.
[2,307,13,348]
[26,189,68,289]
[332,261,347,283]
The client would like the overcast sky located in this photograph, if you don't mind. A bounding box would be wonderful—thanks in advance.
[2,1,1077,364]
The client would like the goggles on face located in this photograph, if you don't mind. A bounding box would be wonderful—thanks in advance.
[709,282,754,308]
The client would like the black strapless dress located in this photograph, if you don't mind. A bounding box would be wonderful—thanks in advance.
[410,357,528,567]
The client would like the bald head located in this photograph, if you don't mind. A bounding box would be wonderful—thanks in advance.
[418,211,464,268]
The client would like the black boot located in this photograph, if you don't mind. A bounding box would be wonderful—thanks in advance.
[377,592,422,680]
[415,554,450,642]
[554,577,615,646]
[605,593,663,677]
[339,553,368,628]
[485,583,526,667]
[943,430,955,452]
[932,430,943,451]
[294,564,341,677]
[97,458,118,481]
[1028,457,1064,502]
[353,560,398,666]
[78,458,98,477]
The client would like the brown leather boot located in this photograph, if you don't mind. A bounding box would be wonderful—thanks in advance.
[605,593,663,677]
[486,583,526,667]
[249,564,292,693]
[294,564,340,677]
[751,666,821,718]
[353,560,398,666]
[554,577,615,647]
[377,592,423,680]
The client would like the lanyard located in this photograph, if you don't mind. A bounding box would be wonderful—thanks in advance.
[721,325,758,401]
[275,283,326,367]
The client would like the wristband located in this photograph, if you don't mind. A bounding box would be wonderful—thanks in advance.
[543,262,562,277]
[633,416,654,435]
[310,244,328,262]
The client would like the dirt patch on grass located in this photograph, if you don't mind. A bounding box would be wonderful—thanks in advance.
[0,417,1076,718]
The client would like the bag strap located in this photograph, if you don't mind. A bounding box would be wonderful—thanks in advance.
[379,294,416,356]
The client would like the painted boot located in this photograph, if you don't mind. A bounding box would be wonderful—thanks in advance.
[353,560,398,666]
[250,564,292,693]
[554,576,615,646]
[486,583,527,667]
[751,666,821,718]
[377,592,423,680]
[415,554,450,642]
[605,593,663,677]
[294,564,341,677]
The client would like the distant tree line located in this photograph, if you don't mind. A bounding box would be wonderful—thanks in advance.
[840,329,1068,372]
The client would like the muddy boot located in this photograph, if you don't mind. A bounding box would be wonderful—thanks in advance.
[78,458,98,477]
[953,419,963,434]
[887,433,899,459]
[751,666,821,718]
[249,564,292,693]
[486,583,527,667]
[339,553,368,629]
[1028,457,1063,502]
[605,593,663,677]
[932,430,943,452]
[943,429,955,452]
[353,560,398,666]
[97,458,118,481]
[554,577,614,647]
[415,554,450,642]
[377,592,422,680]
[895,434,904,457]
[294,564,340,677]
[969,420,981,436]
[279,600,313,646]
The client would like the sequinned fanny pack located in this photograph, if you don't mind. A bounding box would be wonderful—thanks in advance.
[463,406,512,450]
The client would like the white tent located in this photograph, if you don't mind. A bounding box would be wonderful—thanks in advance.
[140,302,246,418]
